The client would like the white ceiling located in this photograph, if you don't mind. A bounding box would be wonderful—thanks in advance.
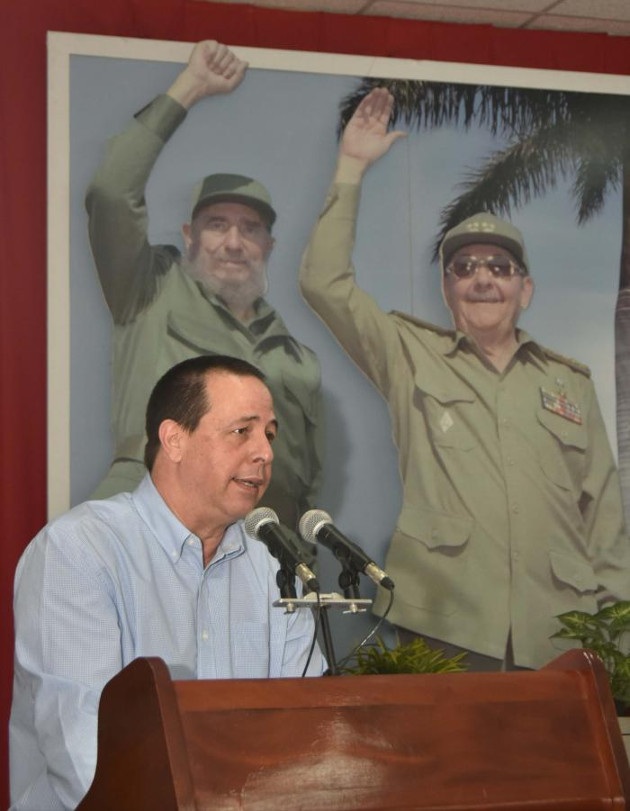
[202,0,630,37]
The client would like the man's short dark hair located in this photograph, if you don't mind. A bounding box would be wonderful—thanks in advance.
[144,355,266,471]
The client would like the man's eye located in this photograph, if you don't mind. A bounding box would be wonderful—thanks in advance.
[242,223,263,237]
[207,220,228,232]
[266,431,277,442]
[488,259,512,277]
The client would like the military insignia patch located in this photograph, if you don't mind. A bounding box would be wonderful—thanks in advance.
[540,387,582,424]
[439,410,454,433]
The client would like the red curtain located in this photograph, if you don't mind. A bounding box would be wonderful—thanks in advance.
[2,0,629,803]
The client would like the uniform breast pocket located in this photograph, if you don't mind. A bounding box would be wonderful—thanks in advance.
[413,374,477,451]
[536,407,587,491]
[282,370,319,427]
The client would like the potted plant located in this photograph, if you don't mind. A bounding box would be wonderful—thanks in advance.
[340,635,468,675]
[552,601,630,713]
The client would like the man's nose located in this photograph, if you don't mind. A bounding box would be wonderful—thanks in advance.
[224,224,244,250]
[473,264,494,285]
[252,434,274,465]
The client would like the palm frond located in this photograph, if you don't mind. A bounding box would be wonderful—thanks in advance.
[337,78,578,140]
[432,125,576,259]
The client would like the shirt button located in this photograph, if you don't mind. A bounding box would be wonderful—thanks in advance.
[201,631,209,641]
[187,538,195,546]
[512,504,520,514]
[171,551,177,559]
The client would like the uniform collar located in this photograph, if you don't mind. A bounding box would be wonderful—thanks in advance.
[444,327,542,359]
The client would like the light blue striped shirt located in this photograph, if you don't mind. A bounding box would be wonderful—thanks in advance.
[10,475,325,810]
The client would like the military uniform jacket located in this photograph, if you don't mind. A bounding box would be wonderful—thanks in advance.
[85,95,323,524]
[300,182,630,669]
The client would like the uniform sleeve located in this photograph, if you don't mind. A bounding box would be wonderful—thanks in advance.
[299,182,405,396]
[85,95,187,324]
[581,380,630,603]
[305,386,325,509]
[11,527,124,809]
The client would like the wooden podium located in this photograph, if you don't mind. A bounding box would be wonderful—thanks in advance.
[78,649,630,810]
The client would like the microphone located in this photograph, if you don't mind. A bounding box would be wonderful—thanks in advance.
[299,509,395,591]
[244,507,320,593]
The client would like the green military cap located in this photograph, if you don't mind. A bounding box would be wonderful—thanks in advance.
[190,173,277,227]
[439,212,530,275]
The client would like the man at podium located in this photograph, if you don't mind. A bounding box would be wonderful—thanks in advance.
[9,355,326,811]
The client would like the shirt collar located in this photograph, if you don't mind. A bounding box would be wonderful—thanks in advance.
[131,474,246,564]
[442,327,541,359]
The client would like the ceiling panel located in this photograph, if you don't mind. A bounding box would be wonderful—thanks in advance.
[368,2,530,26]
[200,0,630,36]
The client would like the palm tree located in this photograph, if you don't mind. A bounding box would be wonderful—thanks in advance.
[339,80,630,521]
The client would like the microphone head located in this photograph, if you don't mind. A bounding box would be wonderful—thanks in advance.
[244,506,279,539]
[299,509,333,545]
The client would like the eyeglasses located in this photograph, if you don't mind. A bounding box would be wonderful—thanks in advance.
[445,255,526,280]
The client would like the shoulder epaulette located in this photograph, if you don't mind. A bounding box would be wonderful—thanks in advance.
[539,345,591,377]
[390,310,454,337]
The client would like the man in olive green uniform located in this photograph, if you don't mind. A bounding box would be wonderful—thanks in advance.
[86,41,322,530]
[300,88,630,669]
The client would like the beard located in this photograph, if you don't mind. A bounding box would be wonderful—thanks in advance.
[182,248,269,316]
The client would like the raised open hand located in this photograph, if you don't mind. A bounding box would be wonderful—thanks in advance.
[340,87,406,168]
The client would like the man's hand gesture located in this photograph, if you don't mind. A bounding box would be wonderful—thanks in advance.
[168,40,248,109]
[337,88,406,181]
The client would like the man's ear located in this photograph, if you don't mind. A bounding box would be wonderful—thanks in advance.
[520,276,534,310]
[158,419,186,463]
[263,235,275,261]
[182,222,192,252]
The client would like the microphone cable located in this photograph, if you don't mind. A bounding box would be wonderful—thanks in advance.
[335,587,395,673]
[301,588,323,678]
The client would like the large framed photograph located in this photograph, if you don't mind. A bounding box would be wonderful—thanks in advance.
[48,31,630,649]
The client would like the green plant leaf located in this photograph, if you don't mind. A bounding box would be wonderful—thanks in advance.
[341,635,468,676]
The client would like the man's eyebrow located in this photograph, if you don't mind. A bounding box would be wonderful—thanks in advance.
[229,415,279,431]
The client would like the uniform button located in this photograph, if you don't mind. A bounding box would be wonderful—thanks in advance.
[512,551,520,561]
[506,457,514,466]
[201,631,209,641]
[431,529,440,540]
[512,504,520,514]
[501,418,509,427]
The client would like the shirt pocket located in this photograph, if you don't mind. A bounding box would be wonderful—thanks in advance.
[413,373,477,451]
[549,549,597,593]
[282,368,319,427]
[398,503,473,552]
[393,505,473,616]
[536,407,588,491]
[167,310,244,355]
[548,550,598,651]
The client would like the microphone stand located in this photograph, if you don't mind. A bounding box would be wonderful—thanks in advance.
[275,556,338,674]
[319,560,363,675]
[318,607,338,676]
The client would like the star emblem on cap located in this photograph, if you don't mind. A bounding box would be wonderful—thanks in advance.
[465,221,496,233]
